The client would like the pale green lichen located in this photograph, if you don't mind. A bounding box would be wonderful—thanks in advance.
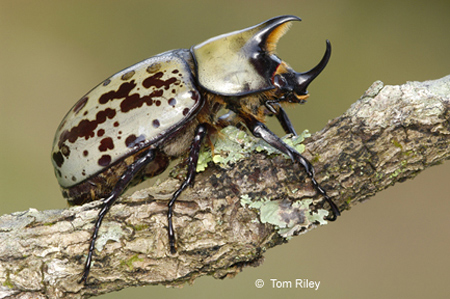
[196,126,311,172]
[389,160,408,179]
[240,194,329,239]
[133,224,149,232]
[95,222,125,252]
[120,254,143,271]
[198,126,325,238]
[390,168,403,178]
[239,194,253,206]
[391,138,403,150]
[2,271,13,289]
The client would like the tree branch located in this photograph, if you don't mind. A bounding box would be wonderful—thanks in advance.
[1,75,449,298]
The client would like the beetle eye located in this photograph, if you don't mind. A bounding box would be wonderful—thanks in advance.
[273,74,292,92]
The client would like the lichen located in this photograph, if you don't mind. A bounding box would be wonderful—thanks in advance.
[198,126,326,238]
[95,222,125,251]
[240,194,329,239]
[199,126,326,238]
[2,271,13,289]
[196,126,311,172]
[391,138,403,149]
[120,254,143,271]
[133,224,149,231]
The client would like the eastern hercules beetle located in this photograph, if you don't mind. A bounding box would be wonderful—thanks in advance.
[51,15,340,284]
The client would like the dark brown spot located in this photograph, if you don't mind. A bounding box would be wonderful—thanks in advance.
[172,69,179,74]
[168,98,176,107]
[120,90,162,113]
[71,176,76,182]
[146,63,161,74]
[155,100,161,106]
[52,152,64,167]
[98,155,112,166]
[73,97,88,114]
[125,134,146,148]
[152,119,160,128]
[97,129,105,137]
[58,108,116,147]
[99,137,114,152]
[121,70,135,81]
[182,108,190,116]
[83,150,89,157]
[98,73,181,114]
[190,90,200,102]
[143,72,177,90]
[99,81,137,104]
[125,134,136,147]
[113,121,119,127]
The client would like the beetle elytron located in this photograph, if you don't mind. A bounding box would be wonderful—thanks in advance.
[51,15,340,283]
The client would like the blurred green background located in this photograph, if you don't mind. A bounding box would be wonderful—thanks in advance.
[1,1,450,298]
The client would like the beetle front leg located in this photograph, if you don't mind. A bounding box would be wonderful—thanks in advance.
[80,149,155,284]
[275,105,298,136]
[266,102,298,136]
[167,123,207,253]
[245,118,340,221]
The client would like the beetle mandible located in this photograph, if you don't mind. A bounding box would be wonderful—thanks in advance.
[51,15,340,284]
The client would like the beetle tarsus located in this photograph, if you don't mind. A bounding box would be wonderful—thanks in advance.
[79,150,155,284]
[167,124,208,254]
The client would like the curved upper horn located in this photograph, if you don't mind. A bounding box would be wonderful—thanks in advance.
[191,15,301,96]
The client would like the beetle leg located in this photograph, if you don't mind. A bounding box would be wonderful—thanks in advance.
[275,104,298,136]
[265,102,297,136]
[244,118,340,221]
[167,123,207,253]
[80,149,155,284]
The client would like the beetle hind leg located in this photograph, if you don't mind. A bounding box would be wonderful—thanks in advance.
[167,124,207,253]
[79,149,155,284]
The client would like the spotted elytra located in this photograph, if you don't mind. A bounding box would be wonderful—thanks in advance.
[51,15,340,284]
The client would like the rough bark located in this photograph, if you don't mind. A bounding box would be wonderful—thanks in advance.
[1,75,449,299]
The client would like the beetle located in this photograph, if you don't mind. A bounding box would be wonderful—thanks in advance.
[51,15,340,283]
